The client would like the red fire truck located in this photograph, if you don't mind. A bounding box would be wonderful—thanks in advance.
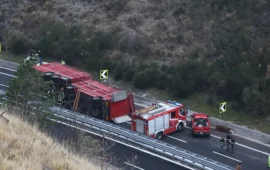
[32,62,135,123]
[190,113,211,137]
[131,100,187,139]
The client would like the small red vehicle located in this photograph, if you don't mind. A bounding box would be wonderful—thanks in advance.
[191,113,211,137]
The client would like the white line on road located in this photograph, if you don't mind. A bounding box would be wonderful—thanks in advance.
[0,66,17,72]
[167,135,187,143]
[213,151,241,162]
[0,72,16,77]
[0,84,9,87]
[48,118,196,170]
[124,162,145,170]
[185,126,270,155]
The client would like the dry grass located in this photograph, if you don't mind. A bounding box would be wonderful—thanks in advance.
[0,110,101,170]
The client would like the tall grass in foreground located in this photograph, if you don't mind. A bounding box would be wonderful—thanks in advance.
[0,110,100,170]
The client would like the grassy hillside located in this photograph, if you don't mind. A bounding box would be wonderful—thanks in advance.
[0,110,101,170]
[0,0,270,130]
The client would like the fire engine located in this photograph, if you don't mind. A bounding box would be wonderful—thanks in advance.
[32,62,135,123]
[131,100,187,139]
[190,113,211,137]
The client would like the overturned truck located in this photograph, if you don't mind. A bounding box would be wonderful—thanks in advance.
[33,62,135,123]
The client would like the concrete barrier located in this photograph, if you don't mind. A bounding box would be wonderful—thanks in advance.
[133,95,270,144]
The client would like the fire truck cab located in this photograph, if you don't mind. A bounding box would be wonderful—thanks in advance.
[191,113,211,137]
[132,100,187,139]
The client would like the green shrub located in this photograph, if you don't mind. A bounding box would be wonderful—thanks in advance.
[155,72,169,90]
[10,37,29,55]
[123,67,135,82]
[113,64,124,81]
[132,71,152,89]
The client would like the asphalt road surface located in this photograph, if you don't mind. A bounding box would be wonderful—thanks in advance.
[47,120,192,170]
[1,62,269,170]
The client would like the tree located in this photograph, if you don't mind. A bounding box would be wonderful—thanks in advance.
[5,62,54,127]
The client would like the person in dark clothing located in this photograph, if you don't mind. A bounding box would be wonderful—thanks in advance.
[220,137,225,153]
[226,139,231,151]
[231,138,235,153]
[227,133,232,140]
[226,133,232,151]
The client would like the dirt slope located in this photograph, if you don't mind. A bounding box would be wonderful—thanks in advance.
[0,110,100,170]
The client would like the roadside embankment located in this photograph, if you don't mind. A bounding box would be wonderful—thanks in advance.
[0,110,100,170]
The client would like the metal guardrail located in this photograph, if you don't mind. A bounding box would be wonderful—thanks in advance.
[50,106,234,170]
[0,89,234,170]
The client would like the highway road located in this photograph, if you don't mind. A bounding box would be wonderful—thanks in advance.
[0,62,269,170]
[48,120,192,170]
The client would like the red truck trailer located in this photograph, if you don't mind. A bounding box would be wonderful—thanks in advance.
[32,62,135,123]
[190,113,211,137]
[71,79,135,123]
[131,100,187,139]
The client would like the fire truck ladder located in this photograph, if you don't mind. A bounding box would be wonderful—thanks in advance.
[135,105,156,114]
[50,106,234,170]
[73,90,80,112]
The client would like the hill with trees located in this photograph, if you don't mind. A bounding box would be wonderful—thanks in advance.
[0,0,270,118]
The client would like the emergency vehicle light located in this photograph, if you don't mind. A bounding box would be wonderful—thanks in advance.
[167,100,182,106]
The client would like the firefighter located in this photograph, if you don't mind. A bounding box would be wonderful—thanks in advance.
[230,138,235,153]
[220,137,225,153]
[38,50,43,65]
[226,132,232,151]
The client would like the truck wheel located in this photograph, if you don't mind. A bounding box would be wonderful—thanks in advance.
[177,123,184,132]
[156,132,163,140]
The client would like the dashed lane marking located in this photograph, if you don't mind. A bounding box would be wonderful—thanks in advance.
[213,151,241,162]
[124,162,145,170]
[167,135,187,143]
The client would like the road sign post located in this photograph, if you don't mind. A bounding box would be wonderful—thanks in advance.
[219,102,227,117]
[100,70,108,80]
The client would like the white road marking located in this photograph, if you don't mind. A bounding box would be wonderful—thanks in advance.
[167,135,187,143]
[213,151,241,162]
[0,72,16,77]
[124,162,145,170]
[233,133,270,148]
[0,84,9,87]
[0,66,17,72]
[48,118,196,170]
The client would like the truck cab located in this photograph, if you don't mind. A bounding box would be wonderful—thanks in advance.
[191,113,210,137]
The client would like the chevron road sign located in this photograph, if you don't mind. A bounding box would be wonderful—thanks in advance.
[100,70,108,80]
[219,102,227,114]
